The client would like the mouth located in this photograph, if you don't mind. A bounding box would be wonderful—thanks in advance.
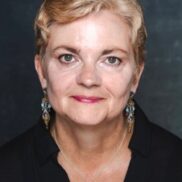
[71,95,104,104]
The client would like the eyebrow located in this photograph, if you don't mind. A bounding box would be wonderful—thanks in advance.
[52,45,80,54]
[52,45,128,56]
[102,48,128,55]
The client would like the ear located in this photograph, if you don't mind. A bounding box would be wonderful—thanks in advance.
[34,55,47,89]
[131,63,144,93]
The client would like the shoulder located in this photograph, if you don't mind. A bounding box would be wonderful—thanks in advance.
[136,106,182,156]
[147,122,182,181]
[0,124,38,178]
[148,121,182,152]
[0,124,37,156]
[134,103,182,152]
[133,104,182,181]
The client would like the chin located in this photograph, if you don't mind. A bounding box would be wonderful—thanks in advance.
[69,111,124,127]
[72,115,106,126]
[62,110,108,127]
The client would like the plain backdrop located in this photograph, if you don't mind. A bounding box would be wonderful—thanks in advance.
[0,0,182,146]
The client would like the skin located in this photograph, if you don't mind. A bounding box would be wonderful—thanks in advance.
[35,10,144,182]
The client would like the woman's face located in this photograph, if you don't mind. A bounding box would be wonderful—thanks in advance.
[35,10,143,126]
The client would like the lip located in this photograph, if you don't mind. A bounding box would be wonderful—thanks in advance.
[71,95,104,104]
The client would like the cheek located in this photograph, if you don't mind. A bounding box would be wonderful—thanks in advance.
[103,70,134,99]
[45,63,75,104]
[102,71,134,118]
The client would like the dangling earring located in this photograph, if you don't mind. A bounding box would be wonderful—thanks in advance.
[41,89,51,129]
[125,92,135,133]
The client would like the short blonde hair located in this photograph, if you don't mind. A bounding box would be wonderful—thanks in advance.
[34,0,147,66]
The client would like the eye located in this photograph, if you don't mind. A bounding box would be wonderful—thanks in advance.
[105,56,122,66]
[58,54,75,64]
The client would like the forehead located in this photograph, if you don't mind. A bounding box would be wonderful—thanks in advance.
[47,10,132,53]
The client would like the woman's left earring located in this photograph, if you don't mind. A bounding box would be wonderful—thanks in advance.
[41,89,51,129]
[125,92,135,133]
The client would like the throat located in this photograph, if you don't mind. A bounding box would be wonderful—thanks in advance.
[51,118,132,182]
[54,126,131,182]
[51,116,128,154]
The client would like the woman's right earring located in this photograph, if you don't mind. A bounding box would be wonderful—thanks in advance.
[125,92,135,133]
[41,89,51,129]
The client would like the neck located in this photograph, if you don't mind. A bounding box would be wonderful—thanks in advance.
[51,115,130,156]
[50,115,132,181]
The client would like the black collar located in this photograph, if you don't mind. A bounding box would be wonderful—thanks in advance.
[34,121,59,165]
[129,103,152,157]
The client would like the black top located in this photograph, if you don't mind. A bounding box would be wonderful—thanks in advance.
[0,105,182,182]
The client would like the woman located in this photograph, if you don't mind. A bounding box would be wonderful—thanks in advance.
[0,0,182,181]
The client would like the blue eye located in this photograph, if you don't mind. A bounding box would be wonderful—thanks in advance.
[106,56,121,66]
[58,54,74,63]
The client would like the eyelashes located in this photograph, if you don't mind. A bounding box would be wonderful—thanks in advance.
[58,54,76,64]
[58,54,122,65]
[105,56,122,66]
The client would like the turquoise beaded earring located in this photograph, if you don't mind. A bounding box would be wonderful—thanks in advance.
[125,92,135,133]
[41,89,51,129]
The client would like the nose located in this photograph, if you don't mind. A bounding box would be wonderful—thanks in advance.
[76,63,101,88]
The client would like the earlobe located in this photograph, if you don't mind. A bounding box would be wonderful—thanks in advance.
[34,55,47,89]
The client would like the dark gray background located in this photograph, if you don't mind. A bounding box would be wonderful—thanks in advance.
[0,0,182,146]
